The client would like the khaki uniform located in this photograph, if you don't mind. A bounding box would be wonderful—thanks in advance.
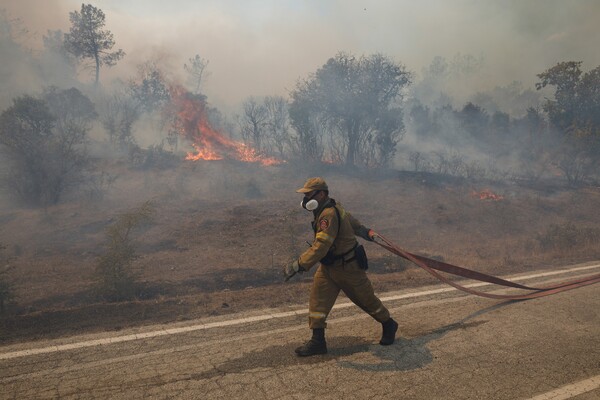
[298,198,390,329]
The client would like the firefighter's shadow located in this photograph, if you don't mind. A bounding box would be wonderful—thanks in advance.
[191,302,516,380]
[337,320,485,372]
[191,335,374,381]
[338,301,515,372]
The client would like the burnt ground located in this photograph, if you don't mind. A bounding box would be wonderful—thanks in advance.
[1,160,600,344]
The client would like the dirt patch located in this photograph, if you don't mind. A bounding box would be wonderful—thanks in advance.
[1,162,600,344]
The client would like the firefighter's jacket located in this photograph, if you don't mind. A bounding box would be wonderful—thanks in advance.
[298,198,365,271]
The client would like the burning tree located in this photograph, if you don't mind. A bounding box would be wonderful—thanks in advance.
[184,54,210,95]
[167,86,281,166]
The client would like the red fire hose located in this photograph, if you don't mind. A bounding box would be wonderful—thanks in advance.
[372,232,600,300]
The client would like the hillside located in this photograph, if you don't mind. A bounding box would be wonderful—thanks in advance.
[1,160,600,343]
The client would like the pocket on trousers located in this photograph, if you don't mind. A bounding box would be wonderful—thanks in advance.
[354,244,368,270]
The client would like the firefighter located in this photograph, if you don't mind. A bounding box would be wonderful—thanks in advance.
[283,177,398,356]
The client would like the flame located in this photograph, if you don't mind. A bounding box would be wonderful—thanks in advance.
[471,189,504,201]
[169,86,282,166]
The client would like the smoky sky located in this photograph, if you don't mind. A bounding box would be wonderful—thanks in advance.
[2,0,600,110]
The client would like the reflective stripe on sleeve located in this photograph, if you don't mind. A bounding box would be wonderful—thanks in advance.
[316,231,334,244]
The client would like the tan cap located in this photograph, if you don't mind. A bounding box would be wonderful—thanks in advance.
[296,177,328,193]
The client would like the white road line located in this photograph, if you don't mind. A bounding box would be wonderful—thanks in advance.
[1,263,599,361]
[0,295,480,383]
[527,374,600,400]
[343,263,600,308]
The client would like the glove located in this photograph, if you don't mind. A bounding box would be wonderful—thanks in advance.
[368,229,378,241]
[283,259,301,282]
[357,226,376,242]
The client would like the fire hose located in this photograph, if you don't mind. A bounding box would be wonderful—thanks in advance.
[371,232,600,300]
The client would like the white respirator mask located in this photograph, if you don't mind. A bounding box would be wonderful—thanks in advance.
[301,192,320,211]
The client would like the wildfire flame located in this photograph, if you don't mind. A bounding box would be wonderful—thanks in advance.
[169,86,282,166]
[471,189,504,201]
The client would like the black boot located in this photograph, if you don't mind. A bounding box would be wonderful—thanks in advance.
[295,328,327,356]
[380,318,398,346]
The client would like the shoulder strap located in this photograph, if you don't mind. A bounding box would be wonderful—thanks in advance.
[313,199,340,234]
[332,205,341,237]
[318,201,342,237]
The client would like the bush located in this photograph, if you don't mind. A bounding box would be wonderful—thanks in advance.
[128,142,179,170]
[0,89,96,206]
[94,201,154,301]
[537,222,600,251]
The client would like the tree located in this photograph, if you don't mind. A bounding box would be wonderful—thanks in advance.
[535,61,583,134]
[554,134,599,186]
[264,96,290,158]
[129,62,171,113]
[43,87,97,200]
[408,102,433,138]
[101,92,139,151]
[44,86,97,135]
[238,97,267,151]
[472,81,541,117]
[457,102,489,138]
[575,65,600,136]
[237,96,291,158]
[64,3,125,86]
[290,52,411,167]
[511,107,552,182]
[412,53,485,109]
[0,89,96,205]
[490,111,510,135]
[0,95,55,205]
[449,53,485,78]
[184,54,210,94]
[536,62,600,184]
[288,92,325,162]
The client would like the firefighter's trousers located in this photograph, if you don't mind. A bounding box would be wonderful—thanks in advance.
[308,261,390,329]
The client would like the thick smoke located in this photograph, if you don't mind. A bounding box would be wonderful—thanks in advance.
[1,0,599,109]
[0,0,599,182]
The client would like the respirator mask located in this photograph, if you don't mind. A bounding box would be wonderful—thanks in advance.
[301,191,320,211]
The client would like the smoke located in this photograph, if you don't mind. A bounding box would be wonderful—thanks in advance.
[0,0,599,179]
[1,0,599,110]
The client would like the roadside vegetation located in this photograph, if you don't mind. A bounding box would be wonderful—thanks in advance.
[0,4,599,341]
[94,201,154,301]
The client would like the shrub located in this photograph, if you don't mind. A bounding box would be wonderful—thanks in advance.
[537,222,600,251]
[128,142,178,170]
[0,89,96,206]
[94,201,154,301]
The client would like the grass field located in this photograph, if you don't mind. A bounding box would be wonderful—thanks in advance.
[1,160,600,343]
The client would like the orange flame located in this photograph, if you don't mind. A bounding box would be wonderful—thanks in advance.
[169,86,282,166]
[471,189,504,201]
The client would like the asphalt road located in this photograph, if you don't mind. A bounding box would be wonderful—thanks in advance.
[1,262,599,400]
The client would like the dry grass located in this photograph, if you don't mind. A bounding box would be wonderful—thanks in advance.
[1,161,600,342]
